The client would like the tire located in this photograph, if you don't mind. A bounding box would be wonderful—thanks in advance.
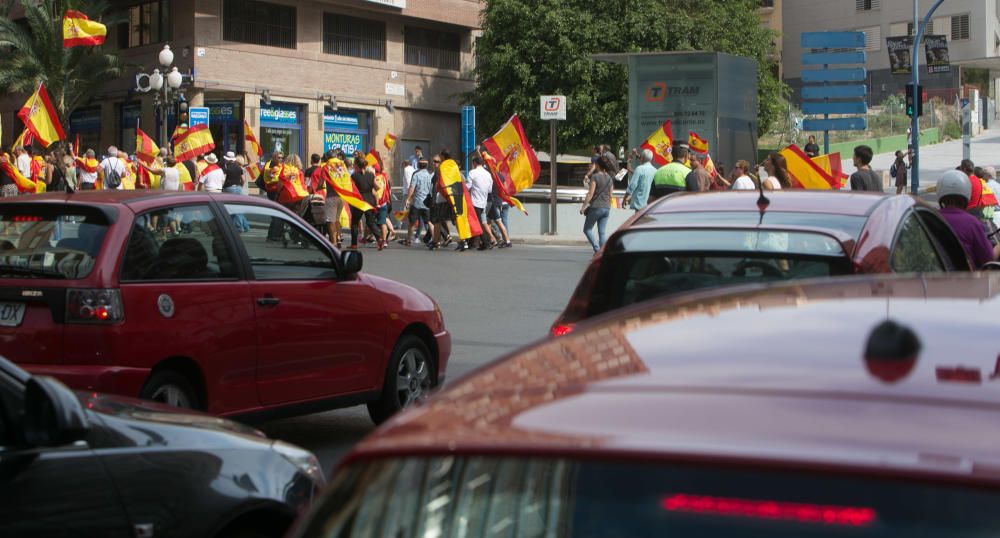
[367,335,434,424]
[140,370,199,409]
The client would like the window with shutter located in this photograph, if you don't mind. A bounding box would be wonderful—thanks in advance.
[856,0,880,11]
[861,26,881,51]
[951,14,970,40]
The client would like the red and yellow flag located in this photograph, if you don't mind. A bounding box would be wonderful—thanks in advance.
[779,144,841,190]
[1,156,41,193]
[171,124,187,143]
[323,157,373,212]
[640,120,673,166]
[438,159,482,240]
[135,128,159,164]
[812,152,847,188]
[688,131,709,154]
[482,115,540,195]
[173,124,215,162]
[73,133,80,156]
[243,120,262,159]
[482,151,526,214]
[383,133,398,151]
[63,10,107,48]
[18,83,65,147]
[11,128,32,152]
[365,148,383,171]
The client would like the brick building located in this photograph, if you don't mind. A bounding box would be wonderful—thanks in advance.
[3,0,480,182]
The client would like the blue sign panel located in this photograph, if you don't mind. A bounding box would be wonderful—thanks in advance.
[461,105,476,154]
[801,68,867,83]
[206,102,239,122]
[803,117,868,132]
[260,103,301,126]
[801,32,865,49]
[324,112,360,132]
[801,101,868,115]
[801,51,866,65]
[189,107,209,128]
[802,85,867,99]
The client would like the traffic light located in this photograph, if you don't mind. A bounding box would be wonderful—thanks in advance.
[905,83,923,117]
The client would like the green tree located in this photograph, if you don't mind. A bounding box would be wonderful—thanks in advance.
[470,0,786,150]
[0,0,122,136]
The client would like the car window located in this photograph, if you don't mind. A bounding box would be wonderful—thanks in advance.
[891,212,946,273]
[301,456,1000,538]
[0,205,110,279]
[224,204,336,280]
[120,205,238,281]
[914,209,972,270]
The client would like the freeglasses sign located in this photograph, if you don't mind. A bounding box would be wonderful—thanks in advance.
[364,0,405,8]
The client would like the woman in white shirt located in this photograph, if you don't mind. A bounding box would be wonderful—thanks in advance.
[730,160,758,191]
[762,152,792,190]
[138,156,180,191]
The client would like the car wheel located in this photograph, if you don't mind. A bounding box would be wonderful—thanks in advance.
[140,370,199,409]
[367,335,434,424]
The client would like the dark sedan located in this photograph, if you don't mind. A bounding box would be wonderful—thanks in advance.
[290,273,1000,538]
[553,191,971,335]
[0,356,323,538]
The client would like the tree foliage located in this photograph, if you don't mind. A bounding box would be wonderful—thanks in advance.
[470,0,786,150]
[0,0,123,134]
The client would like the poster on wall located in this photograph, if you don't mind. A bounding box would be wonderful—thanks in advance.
[886,36,913,75]
[924,34,950,74]
[324,132,364,155]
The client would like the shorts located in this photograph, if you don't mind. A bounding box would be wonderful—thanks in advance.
[324,195,343,223]
[487,202,502,221]
[376,205,388,226]
[474,206,486,225]
[409,207,430,225]
[431,202,454,223]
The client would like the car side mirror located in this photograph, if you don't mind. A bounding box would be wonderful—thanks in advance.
[340,250,363,277]
[982,261,1000,271]
[23,376,89,447]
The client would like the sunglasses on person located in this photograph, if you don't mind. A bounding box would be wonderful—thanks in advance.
[433,159,441,164]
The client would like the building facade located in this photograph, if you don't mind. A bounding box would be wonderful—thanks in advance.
[782,0,1000,105]
[4,0,480,183]
[758,0,783,78]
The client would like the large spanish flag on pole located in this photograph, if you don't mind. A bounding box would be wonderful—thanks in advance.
[243,120,262,159]
[135,128,159,164]
[640,120,673,166]
[18,83,65,147]
[481,114,539,214]
[63,10,107,48]
[779,144,841,190]
[173,124,215,162]
[481,151,526,214]
[323,157,373,212]
[438,159,482,240]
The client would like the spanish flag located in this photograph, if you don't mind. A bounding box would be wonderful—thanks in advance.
[779,144,840,190]
[243,120,262,159]
[63,10,107,48]
[171,124,187,143]
[639,120,673,166]
[73,134,80,156]
[481,114,540,195]
[173,124,215,162]
[323,157,373,212]
[688,131,709,154]
[135,128,159,164]
[812,152,847,188]
[482,151,526,214]
[1,156,41,193]
[438,159,482,240]
[18,83,65,147]
[365,148,383,171]
[11,128,32,152]
[383,133,398,151]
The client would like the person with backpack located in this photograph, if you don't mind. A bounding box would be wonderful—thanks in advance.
[891,150,909,194]
[98,146,128,190]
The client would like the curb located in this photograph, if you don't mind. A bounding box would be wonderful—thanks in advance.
[512,236,590,247]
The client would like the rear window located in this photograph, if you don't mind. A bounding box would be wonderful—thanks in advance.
[637,211,868,240]
[0,205,111,279]
[299,457,1000,538]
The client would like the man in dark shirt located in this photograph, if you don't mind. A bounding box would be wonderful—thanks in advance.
[684,153,712,192]
[349,155,379,249]
[849,145,882,192]
[803,135,820,157]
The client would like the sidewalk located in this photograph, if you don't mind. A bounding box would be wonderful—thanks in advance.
[514,234,590,247]
[842,128,1000,189]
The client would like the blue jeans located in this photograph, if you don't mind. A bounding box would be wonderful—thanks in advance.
[223,186,250,231]
[500,204,510,233]
[582,207,609,252]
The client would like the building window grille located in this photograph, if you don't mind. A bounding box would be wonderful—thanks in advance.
[856,0,880,11]
[951,14,970,40]
[116,0,170,49]
[223,0,296,50]
[404,26,461,71]
[323,14,385,61]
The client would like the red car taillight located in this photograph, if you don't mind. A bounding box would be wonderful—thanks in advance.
[551,323,576,337]
[66,289,124,324]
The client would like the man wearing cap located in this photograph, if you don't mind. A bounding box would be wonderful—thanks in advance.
[199,153,225,192]
[651,144,691,200]
[936,169,1000,268]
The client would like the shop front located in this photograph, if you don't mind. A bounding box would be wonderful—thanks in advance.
[206,101,243,155]
[323,109,370,156]
[69,107,101,154]
[260,102,302,161]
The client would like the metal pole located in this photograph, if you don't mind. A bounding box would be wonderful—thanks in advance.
[911,0,947,194]
[549,119,557,235]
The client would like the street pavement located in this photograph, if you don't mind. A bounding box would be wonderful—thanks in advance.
[843,127,1000,188]
[258,241,594,473]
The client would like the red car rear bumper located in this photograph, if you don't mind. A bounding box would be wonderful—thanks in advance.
[22,364,149,397]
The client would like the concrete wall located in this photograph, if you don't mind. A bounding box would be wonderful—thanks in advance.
[505,202,633,238]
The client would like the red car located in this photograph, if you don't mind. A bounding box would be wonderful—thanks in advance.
[289,272,1000,537]
[553,191,971,335]
[0,191,450,423]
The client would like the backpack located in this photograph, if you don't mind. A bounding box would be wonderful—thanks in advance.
[889,163,898,179]
[103,161,122,189]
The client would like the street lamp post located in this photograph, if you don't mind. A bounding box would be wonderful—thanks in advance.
[135,45,184,148]
[910,0,946,193]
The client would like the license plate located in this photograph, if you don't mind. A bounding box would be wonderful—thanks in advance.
[0,302,25,327]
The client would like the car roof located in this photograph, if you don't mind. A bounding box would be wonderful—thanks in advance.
[3,191,266,212]
[645,190,892,217]
[354,273,1000,483]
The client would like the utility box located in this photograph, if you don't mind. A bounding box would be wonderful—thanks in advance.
[596,52,759,172]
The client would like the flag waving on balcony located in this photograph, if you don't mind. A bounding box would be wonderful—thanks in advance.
[63,10,107,48]
[640,120,673,166]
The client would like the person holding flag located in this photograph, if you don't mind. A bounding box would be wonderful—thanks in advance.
[72,148,100,190]
[0,153,19,197]
[349,155,380,250]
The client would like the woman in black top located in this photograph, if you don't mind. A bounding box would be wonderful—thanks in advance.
[46,151,67,192]
[349,156,380,249]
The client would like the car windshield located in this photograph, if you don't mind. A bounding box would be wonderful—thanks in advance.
[587,229,853,316]
[0,205,110,279]
[301,456,1000,538]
